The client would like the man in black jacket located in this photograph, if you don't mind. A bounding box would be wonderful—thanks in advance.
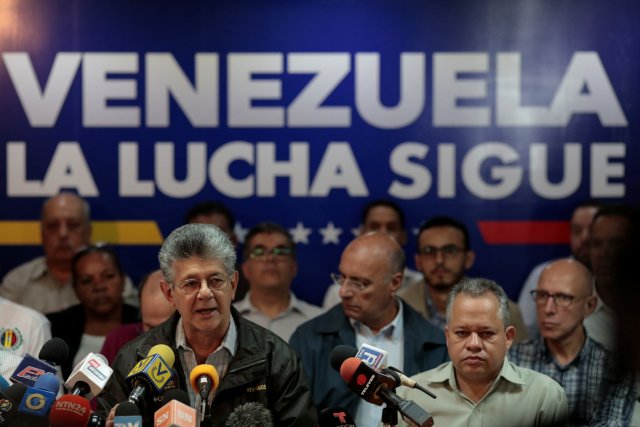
[102,223,316,427]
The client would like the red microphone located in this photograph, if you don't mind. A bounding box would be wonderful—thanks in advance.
[48,394,92,427]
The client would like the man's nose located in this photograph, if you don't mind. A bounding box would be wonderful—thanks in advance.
[466,332,482,350]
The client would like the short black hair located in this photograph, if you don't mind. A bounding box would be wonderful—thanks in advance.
[243,222,296,260]
[71,245,123,286]
[417,216,470,251]
[592,204,639,241]
[361,199,405,229]
[184,201,235,228]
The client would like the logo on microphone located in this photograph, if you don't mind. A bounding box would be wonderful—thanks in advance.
[356,374,367,386]
[15,366,46,382]
[0,398,13,412]
[87,358,108,381]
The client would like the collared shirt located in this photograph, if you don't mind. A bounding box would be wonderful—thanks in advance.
[351,299,405,427]
[0,296,51,356]
[397,359,568,427]
[423,287,446,329]
[584,287,617,350]
[175,316,237,422]
[509,336,634,426]
[0,256,139,314]
[233,291,322,342]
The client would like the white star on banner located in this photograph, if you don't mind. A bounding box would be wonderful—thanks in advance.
[290,221,312,245]
[320,222,343,245]
[234,222,248,244]
[351,226,360,238]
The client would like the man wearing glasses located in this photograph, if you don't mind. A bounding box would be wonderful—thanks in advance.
[509,259,635,426]
[234,222,322,343]
[398,216,528,342]
[103,223,316,426]
[290,232,448,427]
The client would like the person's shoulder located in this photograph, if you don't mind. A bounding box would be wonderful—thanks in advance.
[2,256,46,281]
[397,278,422,298]
[413,361,452,383]
[46,303,82,321]
[0,297,49,324]
[512,362,564,391]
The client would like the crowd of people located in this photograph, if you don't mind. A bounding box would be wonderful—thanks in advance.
[0,192,638,426]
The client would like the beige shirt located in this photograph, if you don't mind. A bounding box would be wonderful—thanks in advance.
[397,279,529,342]
[397,360,568,427]
[0,256,139,314]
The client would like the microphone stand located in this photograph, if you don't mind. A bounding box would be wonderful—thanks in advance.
[381,402,399,427]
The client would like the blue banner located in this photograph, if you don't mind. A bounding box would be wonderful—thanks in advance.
[1,0,638,304]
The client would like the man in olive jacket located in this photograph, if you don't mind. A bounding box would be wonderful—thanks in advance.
[101,224,316,427]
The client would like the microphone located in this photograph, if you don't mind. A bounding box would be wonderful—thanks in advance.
[38,337,70,367]
[318,406,357,427]
[87,412,107,427]
[383,367,437,399]
[225,402,273,427]
[65,352,113,399]
[48,394,92,427]
[329,345,357,372]
[154,389,196,427]
[125,344,175,410]
[9,337,69,387]
[189,364,219,421]
[354,343,436,399]
[189,364,219,400]
[0,383,26,425]
[9,354,58,387]
[339,358,433,427]
[17,373,59,427]
[114,401,142,427]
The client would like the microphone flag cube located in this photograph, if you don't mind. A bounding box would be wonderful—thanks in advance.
[126,353,173,394]
[355,343,388,368]
[10,354,57,387]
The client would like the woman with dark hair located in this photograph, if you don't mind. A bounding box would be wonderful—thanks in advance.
[47,245,139,379]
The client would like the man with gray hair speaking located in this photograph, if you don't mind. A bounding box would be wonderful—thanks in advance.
[103,223,316,427]
[398,277,568,427]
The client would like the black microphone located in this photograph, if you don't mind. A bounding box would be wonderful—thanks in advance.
[38,338,70,367]
[329,345,357,372]
[0,383,26,425]
[225,402,273,427]
[318,406,357,427]
[338,358,433,427]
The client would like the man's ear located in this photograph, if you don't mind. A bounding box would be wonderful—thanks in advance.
[464,250,476,270]
[160,280,174,304]
[584,295,597,317]
[505,325,516,350]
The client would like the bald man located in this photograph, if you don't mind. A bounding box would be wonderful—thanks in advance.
[0,192,137,313]
[100,270,175,364]
[509,259,635,425]
[290,232,448,426]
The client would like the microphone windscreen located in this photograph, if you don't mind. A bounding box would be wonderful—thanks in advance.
[4,382,27,402]
[318,406,357,427]
[163,389,190,405]
[225,402,273,427]
[38,338,70,365]
[49,394,91,427]
[189,364,219,392]
[339,357,362,382]
[34,372,60,393]
[148,344,175,367]
[330,345,357,372]
[115,401,141,416]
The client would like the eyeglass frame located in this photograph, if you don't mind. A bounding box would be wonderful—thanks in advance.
[247,245,294,261]
[171,274,231,295]
[529,290,588,307]
[418,244,466,259]
[330,272,372,292]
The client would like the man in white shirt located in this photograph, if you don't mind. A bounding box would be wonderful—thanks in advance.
[234,222,322,342]
[0,296,52,382]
